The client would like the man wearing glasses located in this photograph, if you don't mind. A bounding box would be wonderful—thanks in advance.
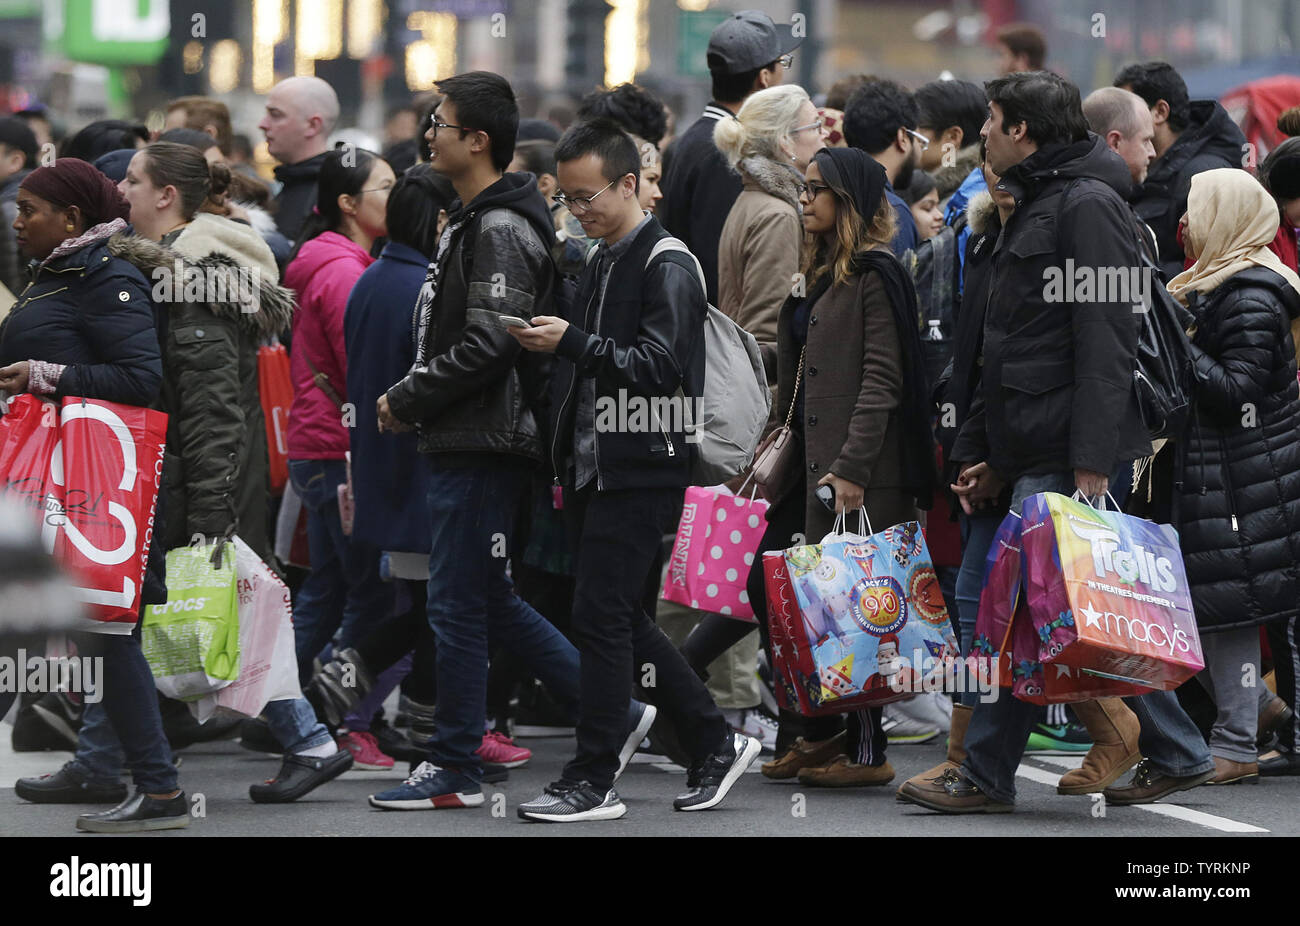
[842,78,925,258]
[371,72,652,812]
[659,9,801,305]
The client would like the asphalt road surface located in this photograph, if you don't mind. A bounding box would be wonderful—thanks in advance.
[2,726,1294,837]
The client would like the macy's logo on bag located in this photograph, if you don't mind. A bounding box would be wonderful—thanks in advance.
[1077,601,1191,657]
[1066,517,1177,593]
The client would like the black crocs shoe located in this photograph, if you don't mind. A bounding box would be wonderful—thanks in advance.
[249,749,354,803]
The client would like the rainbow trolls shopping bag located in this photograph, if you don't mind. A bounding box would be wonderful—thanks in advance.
[1019,492,1204,689]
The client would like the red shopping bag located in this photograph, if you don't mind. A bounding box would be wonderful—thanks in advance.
[46,397,168,631]
[763,550,835,716]
[258,342,291,495]
[0,395,60,517]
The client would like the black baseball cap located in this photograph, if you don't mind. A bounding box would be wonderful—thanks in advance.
[707,10,802,76]
[0,116,38,167]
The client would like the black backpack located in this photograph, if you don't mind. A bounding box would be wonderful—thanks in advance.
[1132,243,1195,441]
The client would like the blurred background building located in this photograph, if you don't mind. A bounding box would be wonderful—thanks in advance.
[0,0,1295,163]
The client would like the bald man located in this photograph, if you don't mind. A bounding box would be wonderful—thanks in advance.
[259,76,341,240]
[1082,86,1160,257]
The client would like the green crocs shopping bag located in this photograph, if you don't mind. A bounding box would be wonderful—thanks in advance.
[141,543,240,700]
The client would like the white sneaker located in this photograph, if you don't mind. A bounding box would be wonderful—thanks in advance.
[881,704,941,744]
[733,708,778,753]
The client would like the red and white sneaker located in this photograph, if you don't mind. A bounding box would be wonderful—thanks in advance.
[476,730,532,769]
[338,730,395,771]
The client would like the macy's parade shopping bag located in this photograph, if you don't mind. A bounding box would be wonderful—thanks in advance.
[779,510,957,713]
[764,550,832,716]
[1019,491,1204,689]
[141,542,240,700]
[662,485,769,622]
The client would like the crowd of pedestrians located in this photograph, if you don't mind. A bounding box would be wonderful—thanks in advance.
[4,10,1300,830]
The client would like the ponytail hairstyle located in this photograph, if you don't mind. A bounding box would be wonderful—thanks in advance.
[288,145,380,262]
[139,141,232,220]
[712,84,811,170]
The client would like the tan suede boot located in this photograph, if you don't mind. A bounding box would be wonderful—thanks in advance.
[894,703,973,802]
[1056,699,1142,794]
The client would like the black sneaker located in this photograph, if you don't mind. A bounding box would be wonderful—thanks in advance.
[512,680,578,737]
[15,765,127,804]
[249,749,354,803]
[76,790,189,833]
[305,648,374,728]
[238,717,283,756]
[11,703,76,752]
[28,691,83,749]
[373,717,427,763]
[517,779,626,822]
[159,696,241,750]
[673,732,762,811]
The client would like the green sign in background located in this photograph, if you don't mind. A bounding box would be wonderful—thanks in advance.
[677,9,731,78]
[54,0,170,65]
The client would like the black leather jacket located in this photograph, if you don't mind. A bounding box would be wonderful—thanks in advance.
[386,173,556,463]
[551,215,704,491]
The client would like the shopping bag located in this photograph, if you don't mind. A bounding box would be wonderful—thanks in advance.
[44,397,168,632]
[971,511,1024,690]
[1020,491,1204,689]
[661,485,769,621]
[763,550,832,715]
[782,511,957,712]
[1006,595,1158,703]
[274,478,311,570]
[258,341,291,495]
[188,535,303,722]
[141,542,240,700]
[0,394,60,517]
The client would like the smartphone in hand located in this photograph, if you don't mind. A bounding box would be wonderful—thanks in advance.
[815,483,835,511]
[498,315,533,328]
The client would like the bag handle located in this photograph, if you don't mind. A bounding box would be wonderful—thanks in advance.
[303,353,345,412]
[782,347,806,431]
[827,506,874,540]
[1070,488,1122,511]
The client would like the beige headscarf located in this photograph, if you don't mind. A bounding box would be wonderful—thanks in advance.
[1167,167,1300,306]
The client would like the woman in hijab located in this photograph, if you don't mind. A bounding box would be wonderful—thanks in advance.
[0,158,187,832]
[751,146,935,787]
[1167,168,1300,784]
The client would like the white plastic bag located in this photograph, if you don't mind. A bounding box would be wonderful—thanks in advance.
[189,535,302,722]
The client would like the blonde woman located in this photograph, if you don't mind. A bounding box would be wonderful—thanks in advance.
[713,84,826,376]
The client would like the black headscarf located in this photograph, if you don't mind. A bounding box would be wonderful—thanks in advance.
[812,147,937,509]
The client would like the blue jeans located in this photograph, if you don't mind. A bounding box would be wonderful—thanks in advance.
[961,471,1212,802]
[421,462,587,780]
[73,696,331,775]
[263,697,334,753]
[955,512,1003,707]
[288,459,391,685]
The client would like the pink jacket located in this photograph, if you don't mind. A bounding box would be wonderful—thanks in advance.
[284,231,374,459]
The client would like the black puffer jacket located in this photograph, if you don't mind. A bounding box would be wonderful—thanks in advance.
[1172,266,1300,632]
[1130,100,1246,280]
[950,135,1152,482]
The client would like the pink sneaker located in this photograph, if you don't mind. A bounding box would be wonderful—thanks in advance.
[476,731,532,769]
[339,731,394,771]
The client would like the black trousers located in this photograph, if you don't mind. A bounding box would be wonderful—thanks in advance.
[561,484,730,791]
[351,579,437,705]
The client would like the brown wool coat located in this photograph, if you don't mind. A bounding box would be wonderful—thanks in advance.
[775,267,916,540]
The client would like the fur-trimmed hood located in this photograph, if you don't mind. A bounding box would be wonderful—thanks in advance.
[933,141,983,202]
[108,215,294,338]
[966,190,1000,237]
[738,155,805,212]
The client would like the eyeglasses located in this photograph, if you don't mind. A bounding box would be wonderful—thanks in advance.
[778,53,794,69]
[789,119,826,137]
[430,119,474,135]
[358,184,393,195]
[553,176,621,214]
[796,180,832,198]
[904,127,930,151]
